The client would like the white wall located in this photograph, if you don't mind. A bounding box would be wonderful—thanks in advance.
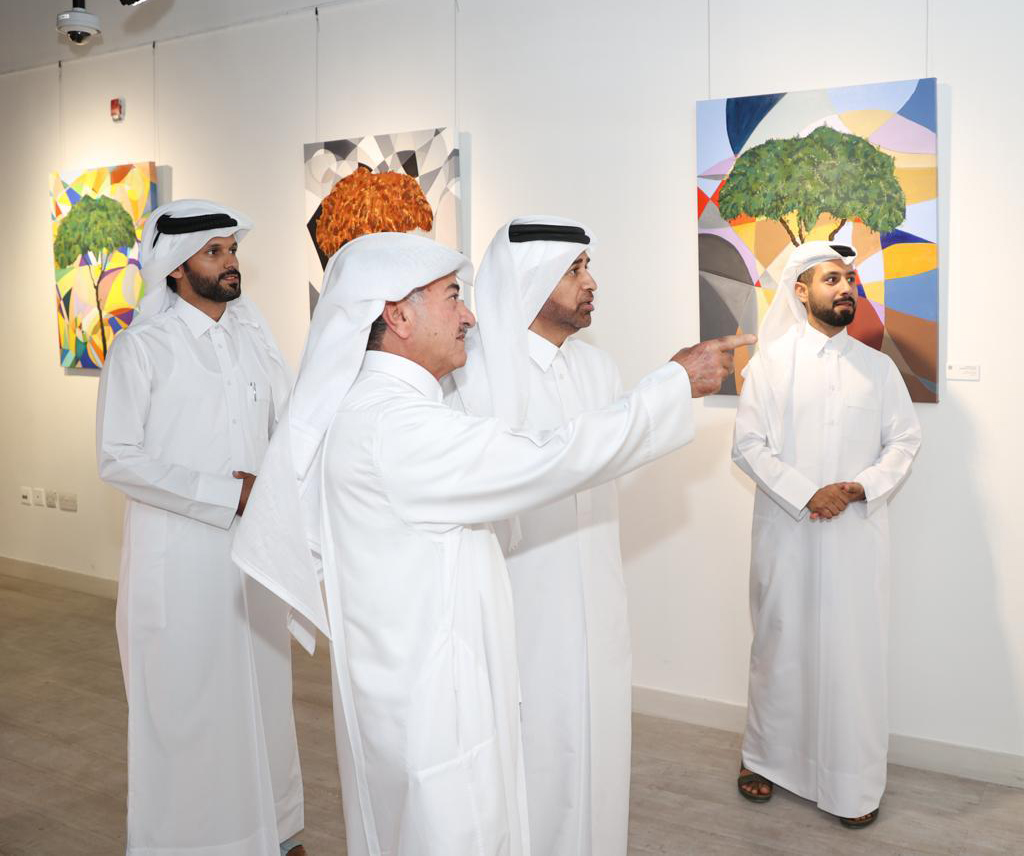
[1,0,1021,763]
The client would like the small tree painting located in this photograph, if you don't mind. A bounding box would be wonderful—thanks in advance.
[697,78,939,401]
[50,162,157,368]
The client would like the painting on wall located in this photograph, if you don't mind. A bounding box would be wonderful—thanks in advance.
[303,127,462,313]
[697,78,939,401]
[50,161,157,369]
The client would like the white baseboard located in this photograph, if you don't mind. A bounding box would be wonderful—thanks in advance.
[0,556,117,599]
[632,685,1024,790]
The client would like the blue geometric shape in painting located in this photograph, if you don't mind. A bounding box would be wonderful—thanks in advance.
[827,79,919,114]
[897,77,937,132]
[880,228,932,249]
[697,98,735,174]
[66,187,81,205]
[726,92,785,154]
[885,269,938,321]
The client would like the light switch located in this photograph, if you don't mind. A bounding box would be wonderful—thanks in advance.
[32,487,45,506]
[58,492,78,512]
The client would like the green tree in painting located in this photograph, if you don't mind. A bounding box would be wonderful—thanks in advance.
[53,194,136,360]
[718,126,906,246]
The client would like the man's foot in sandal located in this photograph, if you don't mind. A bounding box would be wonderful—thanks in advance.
[839,808,879,829]
[737,767,773,802]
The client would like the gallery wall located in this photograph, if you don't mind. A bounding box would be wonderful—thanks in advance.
[1,0,1021,770]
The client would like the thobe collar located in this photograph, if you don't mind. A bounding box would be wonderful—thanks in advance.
[527,329,561,373]
[362,350,444,402]
[173,295,236,340]
[802,321,851,356]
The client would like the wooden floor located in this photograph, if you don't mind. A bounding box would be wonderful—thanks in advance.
[1,573,1021,856]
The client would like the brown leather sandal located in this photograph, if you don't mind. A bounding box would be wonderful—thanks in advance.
[737,767,773,802]
[840,808,880,829]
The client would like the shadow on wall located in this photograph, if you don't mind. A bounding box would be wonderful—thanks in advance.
[616,406,730,568]
[889,396,1022,757]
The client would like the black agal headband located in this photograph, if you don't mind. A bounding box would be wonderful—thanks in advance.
[508,223,590,245]
[153,212,238,246]
[829,244,856,259]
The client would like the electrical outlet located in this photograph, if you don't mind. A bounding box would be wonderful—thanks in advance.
[32,487,45,507]
[45,490,58,509]
[58,492,78,512]
[20,486,31,505]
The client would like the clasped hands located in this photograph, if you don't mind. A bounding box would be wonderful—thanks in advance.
[807,482,865,520]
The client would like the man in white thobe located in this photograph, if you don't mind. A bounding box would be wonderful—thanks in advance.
[233,232,752,855]
[448,217,634,856]
[732,241,921,827]
[97,200,306,856]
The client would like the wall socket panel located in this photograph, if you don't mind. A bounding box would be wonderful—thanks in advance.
[31,487,45,507]
[45,489,58,508]
[20,486,31,505]
[58,492,78,512]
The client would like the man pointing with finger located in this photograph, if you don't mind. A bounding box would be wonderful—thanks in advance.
[234,231,752,855]
[732,241,921,828]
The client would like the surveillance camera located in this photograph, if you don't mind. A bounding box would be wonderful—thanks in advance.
[56,8,101,45]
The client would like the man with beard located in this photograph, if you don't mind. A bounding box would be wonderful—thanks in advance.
[447,217,645,856]
[732,241,921,828]
[97,200,306,855]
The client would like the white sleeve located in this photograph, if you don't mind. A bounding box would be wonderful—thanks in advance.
[731,362,818,520]
[96,333,242,528]
[853,360,922,515]
[379,362,694,528]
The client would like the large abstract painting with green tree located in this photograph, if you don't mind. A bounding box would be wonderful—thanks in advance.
[50,162,157,368]
[697,78,938,401]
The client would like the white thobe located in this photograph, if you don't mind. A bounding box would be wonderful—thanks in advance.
[97,297,302,856]
[320,350,694,856]
[732,322,921,818]
[448,332,630,856]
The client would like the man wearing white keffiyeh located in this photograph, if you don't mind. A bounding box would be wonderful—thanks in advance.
[446,216,635,856]
[97,199,306,855]
[233,230,746,855]
[732,240,921,828]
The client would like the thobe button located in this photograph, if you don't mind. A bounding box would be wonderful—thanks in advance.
[232,419,238,425]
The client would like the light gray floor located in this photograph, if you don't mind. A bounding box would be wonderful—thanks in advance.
[1,573,1021,855]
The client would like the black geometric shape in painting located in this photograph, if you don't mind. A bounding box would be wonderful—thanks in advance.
[698,233,752,284]
[397,150,418,177]
[306,201,330,270]
[325,139,358,160]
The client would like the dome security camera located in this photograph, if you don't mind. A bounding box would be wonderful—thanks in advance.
[57,2,101,45]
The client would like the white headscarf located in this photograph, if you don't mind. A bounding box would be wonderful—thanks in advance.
[756,240,858,348]
[454,216,593,425]
[232,232,473,649]
[133,198,291,417]
[742,240,859,456]
[138,198,253,315]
